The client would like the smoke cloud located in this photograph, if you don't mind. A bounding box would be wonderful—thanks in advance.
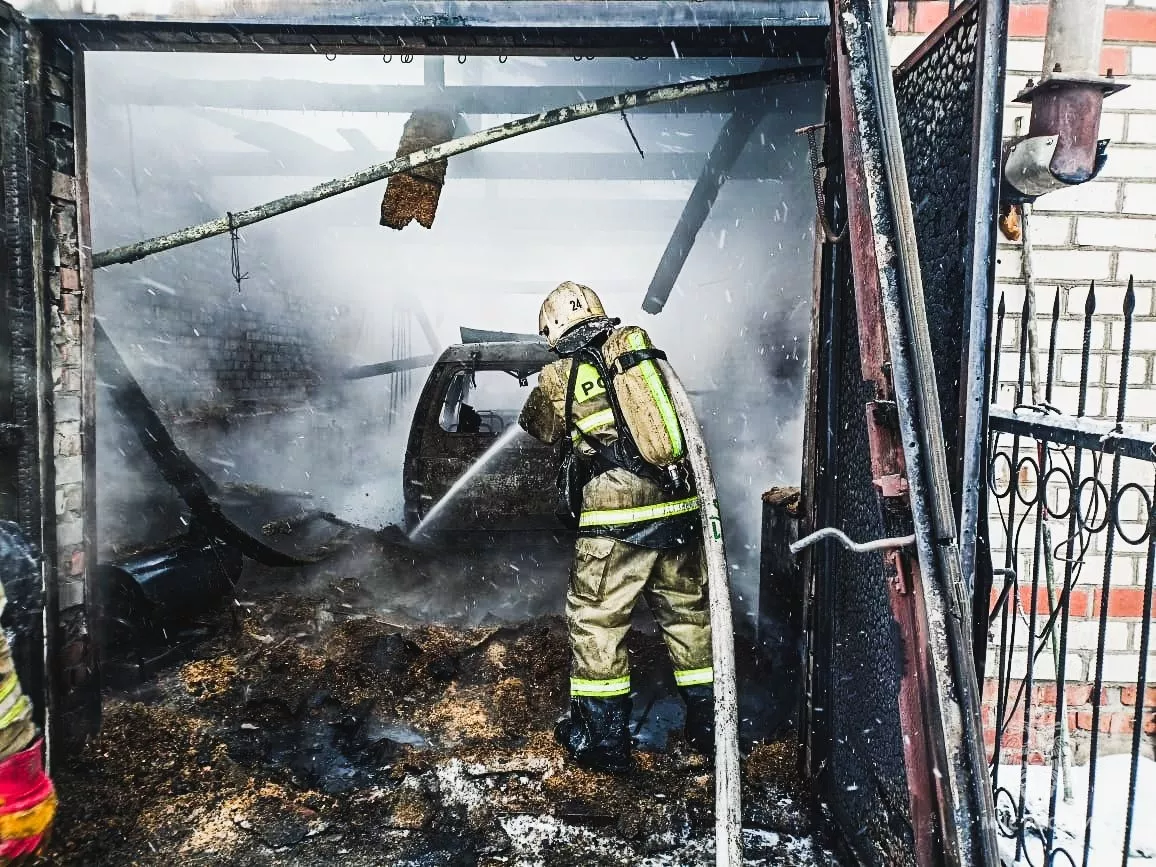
[86,52,822,629]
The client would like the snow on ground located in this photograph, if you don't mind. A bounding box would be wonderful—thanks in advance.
[995,755,1156,865]
[497,815,829,867]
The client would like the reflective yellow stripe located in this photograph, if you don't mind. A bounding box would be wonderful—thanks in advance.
[571,408,616,442]
[570,676,631,697]
[673,667,714,687]
[0,674,21,725]
[579,497,699,528]
[627,331,684,459]
[0,674,17,706]
[0,695,30,729]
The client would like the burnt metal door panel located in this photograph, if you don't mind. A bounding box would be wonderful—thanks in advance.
[893,4,1009,674]
[0,0,49,729]
[894,4,981,514]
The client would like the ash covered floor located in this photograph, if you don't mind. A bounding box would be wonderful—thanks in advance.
[48,531,838,866]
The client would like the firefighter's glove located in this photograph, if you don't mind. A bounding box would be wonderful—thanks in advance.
[519,385,564,445]
[0,739,55,864]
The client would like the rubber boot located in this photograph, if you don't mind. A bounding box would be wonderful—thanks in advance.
[553,695,633,773]
[680,685,715,758]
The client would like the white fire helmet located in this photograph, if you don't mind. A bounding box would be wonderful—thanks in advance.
[538,281,608,349]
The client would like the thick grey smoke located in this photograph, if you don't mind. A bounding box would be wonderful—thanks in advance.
[86,52,821,628]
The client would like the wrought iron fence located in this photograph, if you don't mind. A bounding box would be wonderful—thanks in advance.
[986,277,1156,867]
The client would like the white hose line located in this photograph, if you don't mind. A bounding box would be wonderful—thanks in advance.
[789,527,916,555]
[657,360,741,867]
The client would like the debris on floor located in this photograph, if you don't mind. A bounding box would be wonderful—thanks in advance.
[48,536,836,866]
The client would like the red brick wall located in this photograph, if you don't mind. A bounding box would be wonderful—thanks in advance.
[982,579,1156,764]
[984,680,1156,766]
[894,0,1156,53]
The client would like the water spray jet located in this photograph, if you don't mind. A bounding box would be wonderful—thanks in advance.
[408,425,526,541]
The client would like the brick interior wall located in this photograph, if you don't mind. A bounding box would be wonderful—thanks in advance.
[102,269,334,418]
[82,58,366,556]
[892,0,1156,766]
[95,259,350,553]
[41,37,100,742]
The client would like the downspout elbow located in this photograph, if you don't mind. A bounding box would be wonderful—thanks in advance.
[1001,0,1127,204]
[1002,132,1110,202]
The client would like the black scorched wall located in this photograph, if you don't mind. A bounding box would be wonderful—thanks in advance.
[894,2,981,512]
[806,232,914,866]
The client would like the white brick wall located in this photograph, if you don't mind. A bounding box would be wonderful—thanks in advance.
[1034,181,1119,214]
[1100,653,1156,685]
[1099,144,1156,179]
[1122,182,1156,214]
[1029,214,1074,246]
[1066,621,1131,653]
[990,26,1156,426]
[1124,113,1156,143]
[986,648,1089,683]
[1026,249,1113,281]
[1076,216,1156,248]
[1132,46,1156,76]
[1118,249,1156,277]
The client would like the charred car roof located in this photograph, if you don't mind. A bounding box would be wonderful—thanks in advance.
[436,340,555,376]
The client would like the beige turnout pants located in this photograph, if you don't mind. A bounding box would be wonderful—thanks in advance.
[566,535,714,698]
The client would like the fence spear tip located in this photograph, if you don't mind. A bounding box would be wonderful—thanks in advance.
[1085,281,1096,316]
[1124,275,1135,314]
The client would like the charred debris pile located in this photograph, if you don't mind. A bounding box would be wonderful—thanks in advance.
[51,535,833,867]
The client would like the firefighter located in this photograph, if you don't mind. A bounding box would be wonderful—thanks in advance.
[518,281,714,773]
[0,523,56,864]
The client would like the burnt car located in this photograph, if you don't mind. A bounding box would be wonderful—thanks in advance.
[403,335,563,537]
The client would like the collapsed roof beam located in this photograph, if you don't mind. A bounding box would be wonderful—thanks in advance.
[641,109,767,314]
[342,354,437,380]
[92,65,817,269]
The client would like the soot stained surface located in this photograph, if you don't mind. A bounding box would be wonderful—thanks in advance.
[48,536,838,866]
[809,252,912,866]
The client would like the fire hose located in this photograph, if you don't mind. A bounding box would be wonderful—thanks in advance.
[656,360,741,867]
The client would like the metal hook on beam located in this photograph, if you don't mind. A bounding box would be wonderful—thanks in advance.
[795,122,846,244]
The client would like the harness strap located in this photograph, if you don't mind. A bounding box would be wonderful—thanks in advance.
[610,347,667,377]
[559,356,615,489]
[567,347,671,490]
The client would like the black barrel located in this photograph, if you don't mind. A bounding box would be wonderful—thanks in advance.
[97,534,242,638]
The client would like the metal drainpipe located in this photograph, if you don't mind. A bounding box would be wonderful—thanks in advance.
[1003,0,1128,202]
